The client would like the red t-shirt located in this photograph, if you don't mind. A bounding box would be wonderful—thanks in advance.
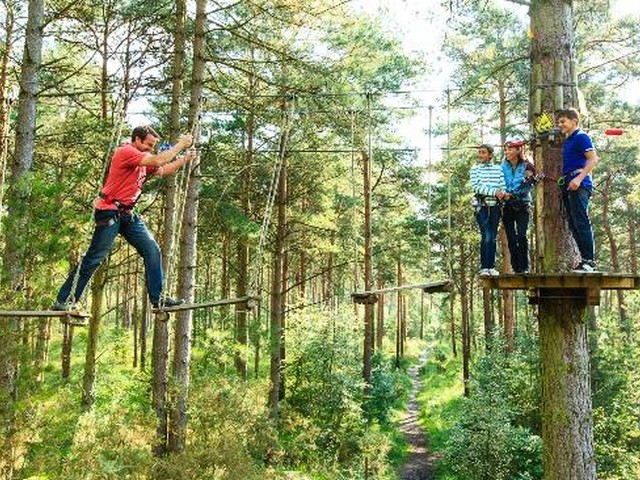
[95,143,158,210]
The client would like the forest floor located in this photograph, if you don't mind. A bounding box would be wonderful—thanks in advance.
[397,351,436,480]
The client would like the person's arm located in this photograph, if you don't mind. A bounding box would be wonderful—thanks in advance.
[140,134,193,167]
[156,148,197,177]
[568,149,598,191]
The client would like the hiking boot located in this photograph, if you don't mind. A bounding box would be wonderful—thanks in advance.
[152,297,185,309]
[51,300,77,311]
[572,260,597,273]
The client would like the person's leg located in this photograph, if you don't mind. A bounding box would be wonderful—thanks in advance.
[515,208,530,272]
[562,188,581,254]
[56,210,120,305]
[502,206,519,272]
[567,187,595,261]
[486,205,502,269]
[120,212,163,305]
[476,206,490,269]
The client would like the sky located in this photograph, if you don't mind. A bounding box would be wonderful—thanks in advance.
[347,0,640,165]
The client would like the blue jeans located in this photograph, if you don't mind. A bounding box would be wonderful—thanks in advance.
[562,187,595,261]
[475,205,501,269]
[503,204,530,273]
[57,209,163,305]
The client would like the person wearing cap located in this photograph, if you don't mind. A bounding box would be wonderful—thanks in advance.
[470,144,507,276]
[502,140,536,273]
[557,108,598,272]
[53,126,195,311]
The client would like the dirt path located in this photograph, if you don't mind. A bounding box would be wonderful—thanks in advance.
[398,352,435,480]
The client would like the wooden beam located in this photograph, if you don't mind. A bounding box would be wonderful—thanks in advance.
[353,280,452,297]
[153,296,260,313]
[0,310,90,319]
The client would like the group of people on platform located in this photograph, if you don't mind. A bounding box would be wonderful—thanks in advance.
[470,108,598,276]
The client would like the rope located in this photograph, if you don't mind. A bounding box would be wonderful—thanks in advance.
[249,95,295,297]
[161,97,205,308]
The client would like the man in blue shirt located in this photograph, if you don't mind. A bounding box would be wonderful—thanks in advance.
[557,108,598,272]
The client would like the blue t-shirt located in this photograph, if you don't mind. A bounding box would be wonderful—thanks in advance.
[563,128,594,190]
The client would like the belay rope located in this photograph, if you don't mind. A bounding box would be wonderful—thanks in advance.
[249,95,296,298]
[160,97,205,310]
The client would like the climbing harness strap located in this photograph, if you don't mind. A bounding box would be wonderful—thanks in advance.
[557,168,583,187]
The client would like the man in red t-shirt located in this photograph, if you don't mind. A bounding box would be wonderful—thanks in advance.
[54,125,194,310]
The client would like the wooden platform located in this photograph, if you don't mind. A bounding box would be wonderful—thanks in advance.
[481,273,640,305]
[352,280,453,304]
[152,296,260,314]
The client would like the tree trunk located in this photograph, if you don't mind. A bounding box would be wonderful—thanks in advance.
[362,149,374,386]
[530,1,596,478]
[460,242,470,397]
[234,138,252,379]
[167,0,205,453]
[220,232,231,327]
[627,201,637,274]
[82,264,107,408]
[61,324,73,381]
[153,0,186,456]
[601,176,626,330]
[539,297,595,479]
[279,247,288,400]
[268,97,291,419]
[0,0,15,222]
[376,272,384,348]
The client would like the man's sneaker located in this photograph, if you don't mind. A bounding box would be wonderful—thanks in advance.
[572,260,597,273]
[153,297,185,309]
[478,268,491,277]
[51,300,77,311]
[488,268,500,276]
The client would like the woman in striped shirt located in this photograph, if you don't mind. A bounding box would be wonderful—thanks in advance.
[470,144,506,276]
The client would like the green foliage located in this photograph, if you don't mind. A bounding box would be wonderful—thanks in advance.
[591,309,640,479]
[442,340,542,480]
[364,353,412,425]
[278,308,407,478]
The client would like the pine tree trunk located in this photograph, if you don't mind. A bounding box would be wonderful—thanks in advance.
[0,0,15,219]
[376,272,384,348]
[153,0,185,455]
[601,176,626,329]
[269,101,290,418]
[362,150,374,385]
[530,1,596,478]
[61,324,73,381]
[234,116,253,379]
[167,0,205,453]
[82,264,107,408]
[460,242,470,397]
[627,202,637,274]
[221,232,230,328]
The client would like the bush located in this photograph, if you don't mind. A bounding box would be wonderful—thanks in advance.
[442,340,542,479]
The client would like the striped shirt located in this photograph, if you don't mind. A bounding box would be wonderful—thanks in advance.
[470,162,506,207]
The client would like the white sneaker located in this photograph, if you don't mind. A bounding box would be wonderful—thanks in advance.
[488,268,500,276]
[478,268,491,276]
[572,260,597,273]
